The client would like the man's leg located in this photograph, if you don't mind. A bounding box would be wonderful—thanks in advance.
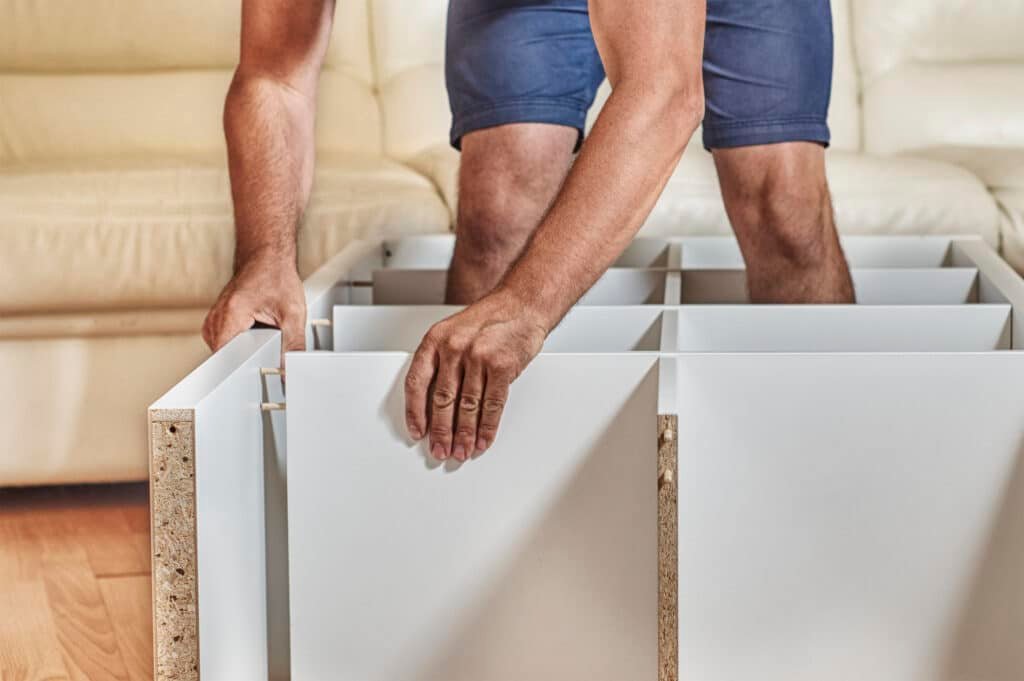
[702,0,851,302]
[714,142,854,303]
[443,0,604,302]
[446,124,577,304]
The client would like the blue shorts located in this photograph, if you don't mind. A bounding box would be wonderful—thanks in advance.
[446,0,833,151]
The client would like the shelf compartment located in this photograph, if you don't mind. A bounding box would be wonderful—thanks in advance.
[681,268,980,304]
[333,305,666,352]
[371,268,677,305]
[664,305,1012,352]
[379,235,673,269]
[678,235,957,269]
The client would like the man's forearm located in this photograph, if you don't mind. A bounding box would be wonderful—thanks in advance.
[224,72,316,270]
[497,82,702,330]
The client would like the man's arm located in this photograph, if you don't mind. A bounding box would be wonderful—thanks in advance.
[202,0,335,365]
[405,0,706,461]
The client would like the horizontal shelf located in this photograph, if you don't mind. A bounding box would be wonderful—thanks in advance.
[380,235,965,271]
[332,304,1012,354]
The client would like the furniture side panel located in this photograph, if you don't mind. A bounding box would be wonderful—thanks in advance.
[286,353,661,681]
[674,353,1024,681]
[192,338,282,681]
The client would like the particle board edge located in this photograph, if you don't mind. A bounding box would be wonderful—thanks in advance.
[149,409,199,681]
[658,413,679,681]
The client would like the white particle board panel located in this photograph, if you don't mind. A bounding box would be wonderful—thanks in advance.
[678,236,954,269]
[672,305,1012,352]
[373,268,674,305]
[951,237,1024,347]
[332,305,665,352]
[681,268,979,304]
[148,241,379,680]
[381,235,674,269]
[544,307,664,351]
[673,352,1024,681]
[286,353,660,681]
[191,337,281,681]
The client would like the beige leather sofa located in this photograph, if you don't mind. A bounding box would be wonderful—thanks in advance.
[2,0,1022,486]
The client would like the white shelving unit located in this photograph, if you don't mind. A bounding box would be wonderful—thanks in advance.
[150,235,1024,681]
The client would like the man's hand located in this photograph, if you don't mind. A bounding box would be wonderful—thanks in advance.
[405,0,703,457]
[202,253,307,367]
[405,292,548,462]
[204,0,334,365]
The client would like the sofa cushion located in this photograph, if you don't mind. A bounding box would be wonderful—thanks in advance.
[0,156,450,314]
[997,189,1024,275]
[909,146,1024,274]
[853,1,1024,155]
[853,0,1024,86]
[0,2,379,163]
[411,143,1001,245]
[861,64,1024,154]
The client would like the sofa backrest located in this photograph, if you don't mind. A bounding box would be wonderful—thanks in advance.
[12,1,972,166]
[853,0,1024,153]
[373,0,864,162]
[0,1,381,164]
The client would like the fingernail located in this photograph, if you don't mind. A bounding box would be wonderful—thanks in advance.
[452,445,466,461]
[476,438,489,453]
[408,425,422,440]
[431,443,446,460]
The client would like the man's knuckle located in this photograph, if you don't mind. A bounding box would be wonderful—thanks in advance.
[489,355,515,373]
[455,425,476,439]
[482,397,506,413]
[404,371,424,392]
[442,335,468,356]
[467,343,490,364]
[459,394,481,412]
[430,424,451,439]
[478,423,499,438]
[432,388,457,408]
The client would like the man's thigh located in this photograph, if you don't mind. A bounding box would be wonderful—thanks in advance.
[702,0,834,150]
[445,0,606,151]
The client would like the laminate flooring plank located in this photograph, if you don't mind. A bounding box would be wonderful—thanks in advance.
[98,576,153,681]
[0,580,71,681]
[42,562,131,681]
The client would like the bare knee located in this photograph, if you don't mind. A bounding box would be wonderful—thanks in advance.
[732,180,833,270]
[447,124,576,302]
[455,183,540,270]
[455,125,576,260]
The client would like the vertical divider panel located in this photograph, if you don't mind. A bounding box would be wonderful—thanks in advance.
[663,241,683,305]
[659,309,680,354]
[951,237,1024,348]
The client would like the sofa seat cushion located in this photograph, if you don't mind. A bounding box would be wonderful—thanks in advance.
[0,155,450,314]
[412,144,1001,245]
[910,146,1024,273]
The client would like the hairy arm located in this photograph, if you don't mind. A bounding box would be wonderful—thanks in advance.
[202,0,335,364]
[405,0,707,460]
[501,0,706,329]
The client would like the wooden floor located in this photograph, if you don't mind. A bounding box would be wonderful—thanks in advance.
[0,483,152,681]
